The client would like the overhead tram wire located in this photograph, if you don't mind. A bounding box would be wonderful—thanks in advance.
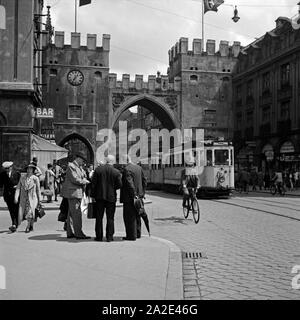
[125,0,258,40]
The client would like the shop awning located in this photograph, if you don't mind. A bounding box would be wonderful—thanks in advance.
[31,134,68,175]
[280,141,295,154]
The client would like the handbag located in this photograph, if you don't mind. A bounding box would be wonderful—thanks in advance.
[35,203,46,220]
[43,189,53,197]
[87,201,96,219]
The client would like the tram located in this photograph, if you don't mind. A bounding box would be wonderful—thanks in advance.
[142,140,235,198]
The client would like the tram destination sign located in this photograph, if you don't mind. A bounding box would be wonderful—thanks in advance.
[36,108,54,119]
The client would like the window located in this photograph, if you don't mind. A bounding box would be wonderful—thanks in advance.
[280,101,290,120]
[204,109,216,121]
[281,63,290,86]
[0,6,6,29]
[50,69,57,76]
[68,105,83,120]
[262,72,270,91]
[190,75,198,81]
[246,111,254,124]
[214,150,230,166]
[246,80,253,97]
[262,106,271,123]
[236,113,242,130]
[206,150,213,166]
[236,85,242,100]
[94,71,102,79]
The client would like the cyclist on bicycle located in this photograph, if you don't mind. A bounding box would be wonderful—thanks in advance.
[181,159,201,208]
[271,171,283,194]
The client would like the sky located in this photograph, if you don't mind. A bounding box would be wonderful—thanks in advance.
[45,0,299,79]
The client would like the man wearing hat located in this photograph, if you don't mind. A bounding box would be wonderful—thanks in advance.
[0,161,21,232]
[62,152,91,240]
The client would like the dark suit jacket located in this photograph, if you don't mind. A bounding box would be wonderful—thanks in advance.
[0,170,21,201]
[120,163,147,203]
[91,164,122,203]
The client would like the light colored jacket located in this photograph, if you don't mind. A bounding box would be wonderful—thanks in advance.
[15,174,41,225]
[62,161,89,199]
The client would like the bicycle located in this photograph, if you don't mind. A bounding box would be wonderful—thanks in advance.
[182,188,200,224]
[270,182,286,196]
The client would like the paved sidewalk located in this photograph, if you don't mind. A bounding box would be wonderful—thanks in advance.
[0,198,182,300]
[243,188,300,197]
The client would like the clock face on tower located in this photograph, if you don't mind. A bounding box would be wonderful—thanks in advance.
[67,70,84,86]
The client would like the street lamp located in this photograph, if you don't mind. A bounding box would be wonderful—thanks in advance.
[232,6,240,23]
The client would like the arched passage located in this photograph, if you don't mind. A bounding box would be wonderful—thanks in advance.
[59,133,94,165]
[111,94,179,130]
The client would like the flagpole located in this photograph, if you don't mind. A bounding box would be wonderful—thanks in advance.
[75,0,78,33]
[202,0,205,52]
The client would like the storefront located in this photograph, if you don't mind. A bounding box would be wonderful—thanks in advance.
[278,141,300,172]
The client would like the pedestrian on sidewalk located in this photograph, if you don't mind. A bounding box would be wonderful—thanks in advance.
[44,164,55,203]
[63,153,91,240]
[257,171,264,191]
[0,161,21,232]
[264,171,271,190]
[53,160,62,201]
[14,163,41,233]
[120,155,147,241]
[91,155,122,242]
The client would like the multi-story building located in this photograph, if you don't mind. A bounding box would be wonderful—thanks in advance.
[0,0,44,168]
[168,38,240,140]
[42,31,111,164]
[233,14,300,173]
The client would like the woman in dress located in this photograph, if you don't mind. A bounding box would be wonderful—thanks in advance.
[14,163,41,233]
[44,163,55,203]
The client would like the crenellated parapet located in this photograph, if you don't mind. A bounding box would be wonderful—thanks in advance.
[168,38,241,63]
[43,31,111,51]
[108,73,181,92]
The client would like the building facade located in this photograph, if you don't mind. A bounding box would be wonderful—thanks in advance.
[42,32,111,164]
[168,38,240,140]
[233,16,300,173]
[0,0,44,168]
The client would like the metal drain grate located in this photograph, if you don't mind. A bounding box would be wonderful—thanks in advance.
[183,252,205,259]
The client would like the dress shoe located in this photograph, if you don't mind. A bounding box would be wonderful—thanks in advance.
[106,238,114,242]
[122,237,136,241]
[94,238,103,242]
[9,225,17,233]
[25,228,30,233]
[67,235,75,239]
[76,236,91,240]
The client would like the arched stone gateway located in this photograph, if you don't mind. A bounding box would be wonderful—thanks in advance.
[59,133,94,165]
[111,94,180,130]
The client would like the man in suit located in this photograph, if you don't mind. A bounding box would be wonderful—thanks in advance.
[120,155,147,241]
[63,153,91,240]
[91,155,122,242]
[0,162,21,232]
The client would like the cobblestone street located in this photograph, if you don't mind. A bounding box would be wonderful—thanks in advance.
[147,191,300,300]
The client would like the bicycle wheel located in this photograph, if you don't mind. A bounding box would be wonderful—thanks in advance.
[192,199,200,224]
[270,185,276,195]
[183,199,190,219]
[281,186,286,196]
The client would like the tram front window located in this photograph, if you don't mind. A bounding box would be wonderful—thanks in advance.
[215,150,230,166]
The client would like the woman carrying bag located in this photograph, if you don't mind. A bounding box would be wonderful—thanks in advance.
[14,163,41,233]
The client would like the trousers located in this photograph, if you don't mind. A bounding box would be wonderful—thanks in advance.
[123,202,141,240]
[95,200,116,241]
[67,198,85,238]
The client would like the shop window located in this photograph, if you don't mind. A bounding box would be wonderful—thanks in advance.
[206,150,213,166]
[68,105,83,120]
[0,6,6,29]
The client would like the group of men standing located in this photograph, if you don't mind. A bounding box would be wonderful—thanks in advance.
[62,153,147,242]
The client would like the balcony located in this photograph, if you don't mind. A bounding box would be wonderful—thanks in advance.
[245,127,254,140]
[277,119,291,135]
[259,123,271,136]
[277,84,292,101]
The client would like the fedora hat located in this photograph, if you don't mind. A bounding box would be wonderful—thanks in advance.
[2,161,13,169]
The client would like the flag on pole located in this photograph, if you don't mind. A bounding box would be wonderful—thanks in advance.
[203,0,224,14]
[79,0,91,6]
